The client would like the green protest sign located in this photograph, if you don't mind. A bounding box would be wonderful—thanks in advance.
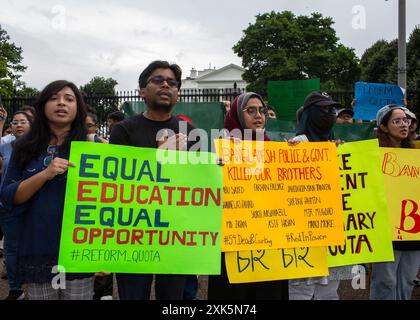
[268,78,320,121]
[327,139,394,267]
[58,142,223,274]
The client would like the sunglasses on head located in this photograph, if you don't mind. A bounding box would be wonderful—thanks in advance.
[146,76,179,88]
[43,145,58,167]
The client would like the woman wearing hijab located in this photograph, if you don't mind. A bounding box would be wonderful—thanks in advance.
[208,92,288,300]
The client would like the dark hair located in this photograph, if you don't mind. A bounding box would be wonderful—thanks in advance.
[376,108,415,148]
[107,111,124,122]
[12,110,33,125]
[86,112,98,124]
[20,105,36,117]
[138,60,182,90]
[13,80,88,168]
[2,123,11,135]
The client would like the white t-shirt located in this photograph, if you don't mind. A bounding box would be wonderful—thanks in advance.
[0,134,16,144]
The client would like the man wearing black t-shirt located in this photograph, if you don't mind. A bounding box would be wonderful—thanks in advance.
[110,60,194,300]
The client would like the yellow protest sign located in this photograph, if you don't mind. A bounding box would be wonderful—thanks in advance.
[328,140,394,267]
[215,139,344,251]
[381,147,420,241]
[225,247,329,283]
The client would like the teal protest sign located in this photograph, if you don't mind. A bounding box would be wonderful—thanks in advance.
[58,142,223,274]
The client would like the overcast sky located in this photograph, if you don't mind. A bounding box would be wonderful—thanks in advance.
[1,0,419,91]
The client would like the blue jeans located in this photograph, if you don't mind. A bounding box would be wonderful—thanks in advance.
[0,209,21,291]
[183,275,198,300]
[370,250,420,300]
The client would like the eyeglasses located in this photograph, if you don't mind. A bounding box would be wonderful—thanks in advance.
[43,145,58,167]
[391,117,411,126]
[146,76,179,88]
[243,106,268,117]
[11,120,29,126]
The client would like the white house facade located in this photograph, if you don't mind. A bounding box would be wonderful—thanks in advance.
[181,64,248,90]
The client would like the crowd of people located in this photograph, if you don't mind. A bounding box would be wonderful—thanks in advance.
[0,60,419,300]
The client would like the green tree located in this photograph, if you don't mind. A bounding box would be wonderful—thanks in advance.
[0,25,27,85]
[359,26,420,115]
[15,85,39,97]
[80,76,119,117]
[0,57,14,98]
[233,11,360,95]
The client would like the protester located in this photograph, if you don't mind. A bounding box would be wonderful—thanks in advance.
[2,124,12,137]
[288,91,351,300]
[266,105,277,119]
[0,106,14,145]
[0,80,94,300]
[110,60,196,300]
[20,105,36,119]
[370,104,420,300]
[84,111,114,299]
[223,100,231,114]
[207,92,288,300]
[106,111,124,137]
[0,111,33,300]
[86,112,108,143]
[405,110,418,141]
[295,106,304,127]
[336,108,354,124]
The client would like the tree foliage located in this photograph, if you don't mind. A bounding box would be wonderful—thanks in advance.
[0,25,26,86]
[0,57,13,99]
[360,26,420,115]
[80,76,119,115]
[15,85,39,97]
[233,11,360,95]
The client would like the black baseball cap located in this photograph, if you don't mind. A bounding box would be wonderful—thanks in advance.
[303,91,341,110]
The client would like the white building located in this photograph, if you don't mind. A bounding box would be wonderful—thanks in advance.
[181,64,248,90]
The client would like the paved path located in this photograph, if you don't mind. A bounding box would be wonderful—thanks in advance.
[1,258,419,300]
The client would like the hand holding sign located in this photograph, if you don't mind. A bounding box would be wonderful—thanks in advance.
[44,157,76,180]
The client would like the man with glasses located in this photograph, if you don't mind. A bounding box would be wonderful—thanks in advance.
[109,60,196,300]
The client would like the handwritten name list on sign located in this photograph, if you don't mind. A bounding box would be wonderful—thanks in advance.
[58,142,223,274]
[215,139,344,251]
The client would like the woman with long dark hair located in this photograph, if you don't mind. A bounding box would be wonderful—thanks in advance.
[370,104,420,300]
[0,80,94,300]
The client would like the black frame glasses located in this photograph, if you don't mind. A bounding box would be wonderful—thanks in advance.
[43,145,58,167]
[146,76,179,88]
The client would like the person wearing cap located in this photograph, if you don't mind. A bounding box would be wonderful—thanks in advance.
[293,91,340,142]
[370,104,420,300]
[289,91,352,300]
[336,108,354,124]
